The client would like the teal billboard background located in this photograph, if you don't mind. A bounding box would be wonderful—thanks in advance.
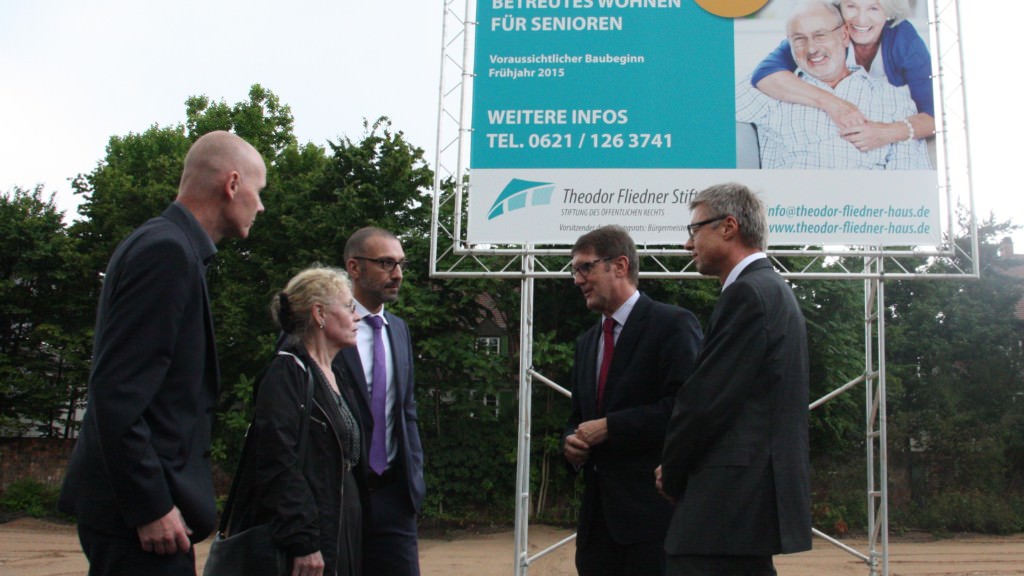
[471,0,735,169]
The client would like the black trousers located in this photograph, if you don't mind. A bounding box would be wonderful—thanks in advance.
[576,495,666,576]
[364,473,420,576]
[665,554,776,576]
[78,523,196,576]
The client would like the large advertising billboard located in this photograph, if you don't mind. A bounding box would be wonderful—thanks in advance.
[467,0,940,246]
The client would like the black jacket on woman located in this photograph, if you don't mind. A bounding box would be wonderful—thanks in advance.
[228,345,367,575]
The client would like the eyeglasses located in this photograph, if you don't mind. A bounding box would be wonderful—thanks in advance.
[789,22,845,49]
[686,215,728,238]
[570,256,614,278]
[320,300,356,316]
[353,256,408,272]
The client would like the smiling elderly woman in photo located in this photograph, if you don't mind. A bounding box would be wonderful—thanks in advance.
[751,0,934,152]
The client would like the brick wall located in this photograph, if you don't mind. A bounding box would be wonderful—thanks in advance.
[0,438,236,498]
[0,438,75,493]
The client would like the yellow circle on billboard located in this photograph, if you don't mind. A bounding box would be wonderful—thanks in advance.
[694,0,771,18]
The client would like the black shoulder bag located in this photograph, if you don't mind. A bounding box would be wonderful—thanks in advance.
[203,352,315,576]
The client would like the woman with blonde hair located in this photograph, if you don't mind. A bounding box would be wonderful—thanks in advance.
[226,265,365,576]
[751,0,934,152]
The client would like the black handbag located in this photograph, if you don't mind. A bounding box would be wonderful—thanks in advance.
[203,352,315,576]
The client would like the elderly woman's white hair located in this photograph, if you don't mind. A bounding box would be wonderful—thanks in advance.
[832,0,912,26]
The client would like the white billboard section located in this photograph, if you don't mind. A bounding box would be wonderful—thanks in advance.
[470,168,939,245]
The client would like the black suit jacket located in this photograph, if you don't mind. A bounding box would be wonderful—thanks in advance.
[60,202,220,539]
[334,310,425,513]
[564,293,702,545]
[661,258,812,556]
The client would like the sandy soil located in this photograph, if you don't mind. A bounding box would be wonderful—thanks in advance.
[2,518,1023,576]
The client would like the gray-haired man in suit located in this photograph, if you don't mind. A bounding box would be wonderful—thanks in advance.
[658,182,811,576]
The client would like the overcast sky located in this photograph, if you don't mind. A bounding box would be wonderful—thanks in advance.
[1,0,1018,246]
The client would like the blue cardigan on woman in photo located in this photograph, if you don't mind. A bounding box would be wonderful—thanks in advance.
[750,19,934,117]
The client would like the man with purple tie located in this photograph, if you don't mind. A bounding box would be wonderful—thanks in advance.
[335,227,425,576]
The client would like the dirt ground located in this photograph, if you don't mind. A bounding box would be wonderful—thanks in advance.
[2,518,1023,576]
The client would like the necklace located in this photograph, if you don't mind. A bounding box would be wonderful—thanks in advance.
[310,359,339,395]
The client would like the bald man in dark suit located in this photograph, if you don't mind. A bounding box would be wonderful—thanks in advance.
[60,131,266,576]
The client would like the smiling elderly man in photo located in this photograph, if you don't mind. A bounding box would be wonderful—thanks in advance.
[736,0,931,170]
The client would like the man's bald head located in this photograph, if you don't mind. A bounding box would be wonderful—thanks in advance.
[178,131,263,198]
[177,131,266,243]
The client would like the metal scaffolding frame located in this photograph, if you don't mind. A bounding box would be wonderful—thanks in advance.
[429,1,975,575]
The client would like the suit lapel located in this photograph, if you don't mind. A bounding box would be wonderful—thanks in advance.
[739,258,772,277]
[601,294,650,407]
[708,258,771,335]
[383,312,409,450]
[340,346,371,419]
[199,271,220,396]
[610,295,649,371]
[384,312,407,405]
[578,322,601,418]
[166,205,219,395]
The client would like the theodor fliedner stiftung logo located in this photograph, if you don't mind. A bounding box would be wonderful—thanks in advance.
[487,178,555,220]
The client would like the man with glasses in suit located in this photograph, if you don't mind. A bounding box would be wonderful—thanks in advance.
[563,225,702,576]
[658,183,811,576]
[335,226,425,576]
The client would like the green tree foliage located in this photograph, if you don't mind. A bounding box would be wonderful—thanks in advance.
[71,125,191,265]
[0,188,88,436]
[186,84,297,159]
[324,118,432,234]
[797,278,866,455]
[884,217,1024,533]
[0,479,62,518]
[793,275,872,534]
[188,87,309,408]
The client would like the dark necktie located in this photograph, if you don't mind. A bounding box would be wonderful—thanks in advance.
[597,317,615,409]
[364,314,388,474]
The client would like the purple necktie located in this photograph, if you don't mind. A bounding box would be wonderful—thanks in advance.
[364,314,388,474]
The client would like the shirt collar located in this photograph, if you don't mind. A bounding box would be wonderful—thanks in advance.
[165,201,217,266]
[355,299,388,325]
[723,252,767,291]
[796,64,870,90]
[608,289,640,327]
